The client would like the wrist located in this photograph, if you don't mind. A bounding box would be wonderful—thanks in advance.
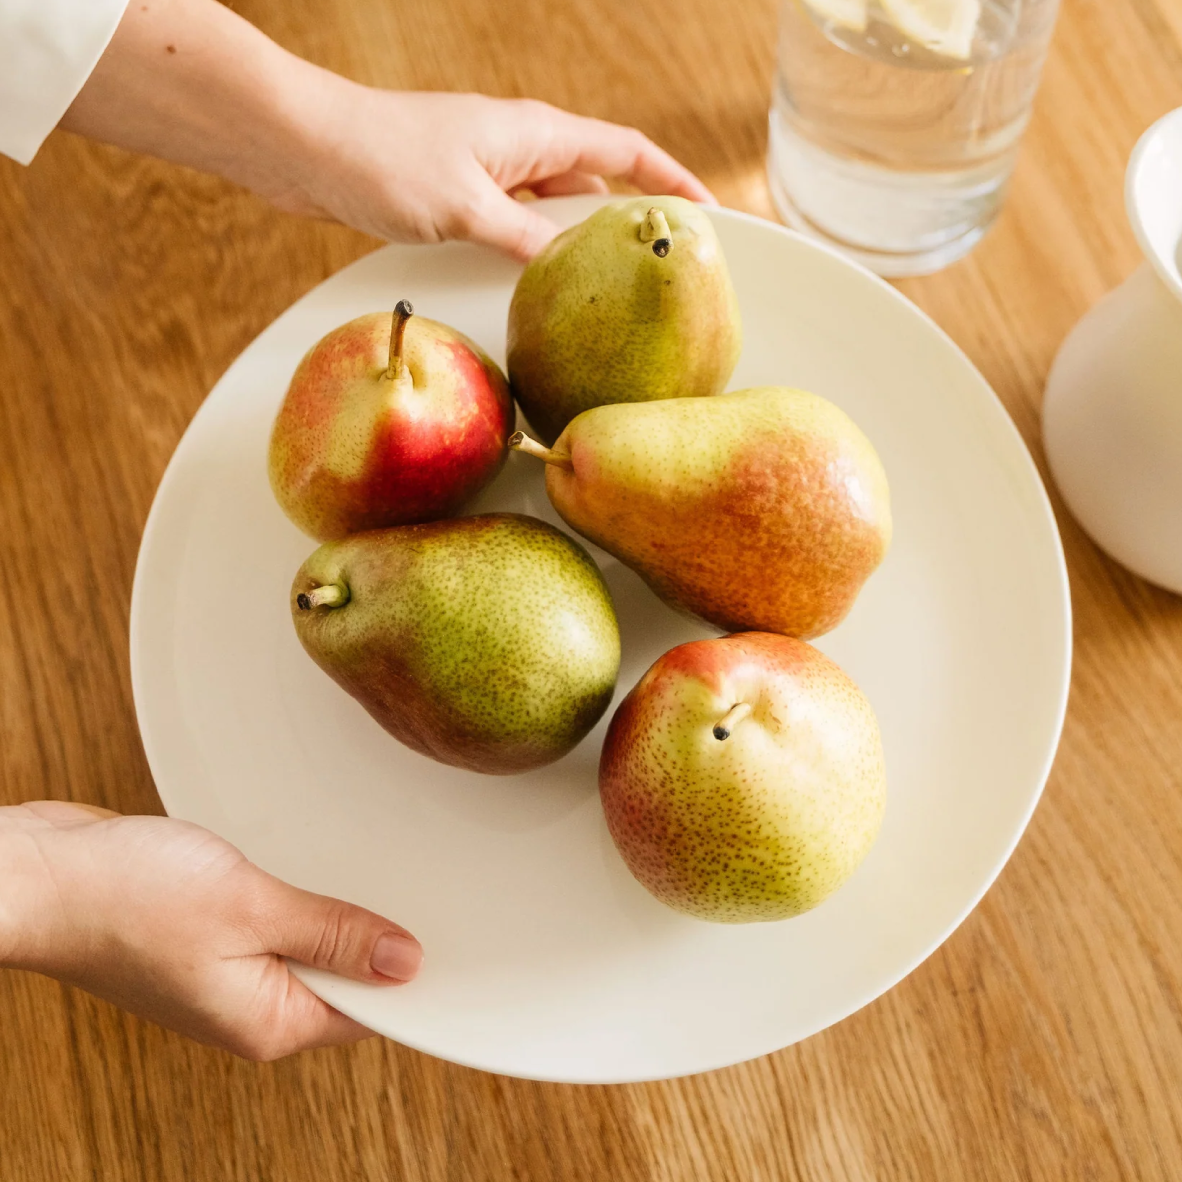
[234,55,365,219]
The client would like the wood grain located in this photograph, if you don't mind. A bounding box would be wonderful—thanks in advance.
[3,0,1182,1177]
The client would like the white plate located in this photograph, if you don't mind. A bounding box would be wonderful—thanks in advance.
[130,196,1071,1083]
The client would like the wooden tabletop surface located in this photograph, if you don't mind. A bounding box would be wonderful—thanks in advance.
[3,0,1182,1177]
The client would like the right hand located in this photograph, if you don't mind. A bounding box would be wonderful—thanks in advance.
[0,801,422,1060]
[61,0,713,264]
[274,89,716,261]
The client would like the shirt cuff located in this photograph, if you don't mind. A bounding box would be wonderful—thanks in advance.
[0,0,131,165]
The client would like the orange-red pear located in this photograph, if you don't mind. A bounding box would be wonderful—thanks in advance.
[512,387,891,638]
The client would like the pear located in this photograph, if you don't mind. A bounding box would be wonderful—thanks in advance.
[269,301,513,541]
[599,633,886,922]
[506,196,742,445]
[291,514,620,774]
[510,387,891,639]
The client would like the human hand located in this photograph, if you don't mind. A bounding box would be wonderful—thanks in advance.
[274,89,716,261]
[61,0,712,262]
[0,801,421,1060]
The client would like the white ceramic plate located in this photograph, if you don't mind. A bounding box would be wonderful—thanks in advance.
[130,196,1071,1083]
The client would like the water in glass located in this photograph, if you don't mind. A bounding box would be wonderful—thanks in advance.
[768,0,1060,275]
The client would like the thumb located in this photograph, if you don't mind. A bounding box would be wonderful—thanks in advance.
[255,874,423,984]
[457,184,559,261]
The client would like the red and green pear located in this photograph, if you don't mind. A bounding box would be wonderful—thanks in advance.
[599,632,886,922]
[511,386,891,639]
[269,301,513,541]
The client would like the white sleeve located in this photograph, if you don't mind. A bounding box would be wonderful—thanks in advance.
[0,0,131,165]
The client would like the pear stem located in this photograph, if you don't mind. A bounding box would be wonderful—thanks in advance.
[639,208,671,243]
[639,208,673,257]
[713,702,752,741]
[297,584,349,611]
[508,431,574,471]
[386,299,414,381]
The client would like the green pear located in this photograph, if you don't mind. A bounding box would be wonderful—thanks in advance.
[506,196,742,445]
[599,633,886,922]
[510,387,891,639]
[291,514,620,774]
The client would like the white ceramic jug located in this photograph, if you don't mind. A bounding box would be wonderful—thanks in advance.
[1042,107,1182,593]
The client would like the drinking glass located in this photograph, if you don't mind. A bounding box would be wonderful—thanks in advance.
[768,0,1061,276]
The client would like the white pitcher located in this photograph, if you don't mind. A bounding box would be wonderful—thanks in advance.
[1042,107,1182,593]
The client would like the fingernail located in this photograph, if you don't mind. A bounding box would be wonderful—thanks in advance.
[371,932,423,982]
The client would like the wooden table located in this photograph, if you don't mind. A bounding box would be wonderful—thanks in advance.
[3,0,1181,1177]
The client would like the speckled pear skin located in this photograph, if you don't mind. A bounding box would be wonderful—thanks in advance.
[506,196,742,445]
[269,312,513,541]
[599,633,886,922]
[291,514,621,775]
[544,387,891,639]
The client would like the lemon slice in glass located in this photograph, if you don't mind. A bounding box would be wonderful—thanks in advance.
[879,0,981,58]
[802,0,870,32]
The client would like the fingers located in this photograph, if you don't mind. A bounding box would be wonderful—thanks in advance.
[18,800,122,825]
[540,109,715,204]
[453,184,561,261]
[226,962,381,1061]
[271,974,379,1053]
[526,171,611,198]
[253,874,423,984]
[290,1001,378,1051]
